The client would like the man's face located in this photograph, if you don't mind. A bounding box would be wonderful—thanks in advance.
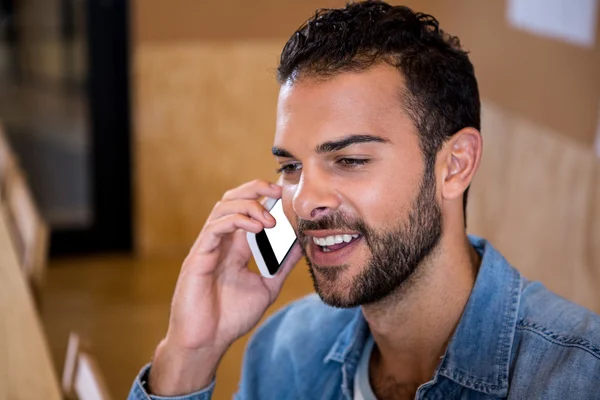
[273,64,443,308]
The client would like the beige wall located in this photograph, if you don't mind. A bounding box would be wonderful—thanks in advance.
[131,0,600,268]
[133,0,347,41]
[468,102,599,310]
[134,0,600,144]
[134,41,284,256]
[419,0,600,145]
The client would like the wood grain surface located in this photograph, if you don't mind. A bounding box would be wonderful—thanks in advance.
[0,206,61,400]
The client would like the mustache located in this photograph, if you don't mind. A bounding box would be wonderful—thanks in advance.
[297,213,369,242]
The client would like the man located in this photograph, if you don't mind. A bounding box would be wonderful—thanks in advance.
[129,2,600,399]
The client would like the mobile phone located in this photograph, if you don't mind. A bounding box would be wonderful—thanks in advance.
[246,197,297,278]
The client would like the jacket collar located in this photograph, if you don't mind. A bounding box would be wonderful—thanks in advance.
[323,235,522,397]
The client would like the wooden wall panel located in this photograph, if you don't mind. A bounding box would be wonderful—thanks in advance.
[421,0,600,145]
[133,41,285,257]
[591,162,600,285]
[468,102,599,311]
[132,0,600,145]
[132,0,348,42]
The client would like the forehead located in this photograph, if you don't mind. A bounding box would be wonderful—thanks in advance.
[274,64,418,147]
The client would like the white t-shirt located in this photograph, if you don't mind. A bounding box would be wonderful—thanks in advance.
[353,334,378,400]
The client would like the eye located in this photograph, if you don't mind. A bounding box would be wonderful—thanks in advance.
[337,158,371,168]
[276,163,302,175]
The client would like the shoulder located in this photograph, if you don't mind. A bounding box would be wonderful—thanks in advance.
[509,280,600,396]
[517,280,600,355]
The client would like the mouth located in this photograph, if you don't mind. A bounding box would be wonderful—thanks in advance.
[304,232,364,266]
[311,233,361,252]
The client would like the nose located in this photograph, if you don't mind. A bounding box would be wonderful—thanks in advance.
[292,166,341,221]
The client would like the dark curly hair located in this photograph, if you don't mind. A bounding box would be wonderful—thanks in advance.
[277,1,480,225]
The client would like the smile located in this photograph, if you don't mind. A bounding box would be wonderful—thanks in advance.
[312,234,359,246]
[308,233,362,254]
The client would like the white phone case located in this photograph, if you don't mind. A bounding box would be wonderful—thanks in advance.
[247,197,279,278]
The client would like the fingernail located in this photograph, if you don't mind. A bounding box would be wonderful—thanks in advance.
[264,211,273,220]
[270,183,280,189]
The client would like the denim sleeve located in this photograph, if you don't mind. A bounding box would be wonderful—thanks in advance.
[128,363,216,400]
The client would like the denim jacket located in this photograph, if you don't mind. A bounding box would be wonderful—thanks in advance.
[129,236,600,399]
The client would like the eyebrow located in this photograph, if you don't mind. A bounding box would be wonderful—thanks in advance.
[315,134,391,154]
[271,134,391,159]
[271,147,296,158]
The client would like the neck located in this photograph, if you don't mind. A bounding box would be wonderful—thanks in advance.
[362,231,481,388]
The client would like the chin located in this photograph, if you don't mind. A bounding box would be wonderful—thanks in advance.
[309,263,364,309]
[317,290,363,309]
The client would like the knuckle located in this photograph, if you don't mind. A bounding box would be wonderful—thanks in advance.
[224,214,240,225]
[253,201,266,214]
[222,189,234,200]
[204,219,216,230]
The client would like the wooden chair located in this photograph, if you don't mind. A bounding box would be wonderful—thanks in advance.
[3,164,49,298]
[62,332,113,400]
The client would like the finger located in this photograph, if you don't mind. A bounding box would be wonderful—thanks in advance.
[222,179,280,201]
[227,229,253,260]
[196,214,265,254]
[222,179,281,201]
[209,199,276,229]
[263,242,303,294]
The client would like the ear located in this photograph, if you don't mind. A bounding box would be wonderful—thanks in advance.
[439,128,482,201]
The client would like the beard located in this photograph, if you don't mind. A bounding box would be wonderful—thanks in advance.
[297,164,442,308]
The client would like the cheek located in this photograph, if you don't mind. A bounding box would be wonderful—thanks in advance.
[281,185,298,228]
[341,165,421,229]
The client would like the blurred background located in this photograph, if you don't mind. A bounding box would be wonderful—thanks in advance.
[0,0,598,399]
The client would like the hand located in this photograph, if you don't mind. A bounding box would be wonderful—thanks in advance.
[148,179,302,396]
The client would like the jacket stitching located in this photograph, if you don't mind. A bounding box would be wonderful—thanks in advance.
[516,320,600,360]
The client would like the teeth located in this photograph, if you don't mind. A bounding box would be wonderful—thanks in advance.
[311,234,360,246]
